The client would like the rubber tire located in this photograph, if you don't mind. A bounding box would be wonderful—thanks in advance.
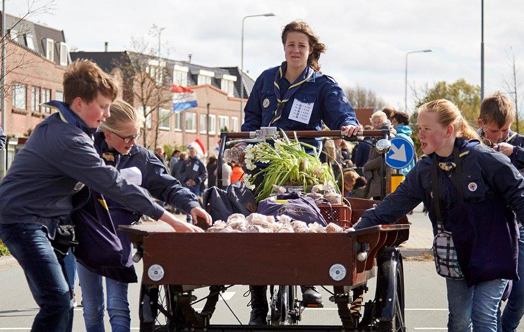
[378,259,405,332]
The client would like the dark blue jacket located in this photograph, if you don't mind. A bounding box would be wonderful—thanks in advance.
[94,132,200,215]
[355,138,524,285]
[0,127,5,150]
[505,131,524,170]
[179,156,207,185]
[241,65,359,148]
[0,101,164,238]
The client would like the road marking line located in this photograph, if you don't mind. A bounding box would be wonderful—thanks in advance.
[406,308,448,311]
[219,291,235,301]
[414,328,447,330]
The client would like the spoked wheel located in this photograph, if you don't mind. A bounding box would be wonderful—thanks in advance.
[270,285,300,325]
[139,284,175,332]
[375,248,406,332]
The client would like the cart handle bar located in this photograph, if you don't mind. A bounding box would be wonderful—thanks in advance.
[224,129,389,140]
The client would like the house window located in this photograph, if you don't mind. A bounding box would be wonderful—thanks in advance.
[147,60,165,85]
[208,115,216,135]
[185,112,196,132]
[159,108,171,130]
[41,88,51,113]
[31,86,41,112]
[221,79,236,97]
[231,117,239,132]
[200,114,207,134]
[173,65,188,86]
[25,34,35,50]
[197,75,212,85]
[174,112,182,131]
[138,106,152,129]
[59,42,68,66]
[55,91,64,102]
[45,38,54,61]
[218,116,229,132]
[12,84,26,109]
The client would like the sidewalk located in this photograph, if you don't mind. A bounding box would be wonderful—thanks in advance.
[0,255,17,269]
[400,203,434,257]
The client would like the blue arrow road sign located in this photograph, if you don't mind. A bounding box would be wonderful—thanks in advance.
[385,137,415,169]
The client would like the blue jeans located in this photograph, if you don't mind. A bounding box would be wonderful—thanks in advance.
[500,226,524,332]
[63,249,76,291]
[447,278,508,332]
[77,263,130,332]
[0,222,73,332]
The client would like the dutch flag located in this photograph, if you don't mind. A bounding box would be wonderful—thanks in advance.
[172,84,198,113]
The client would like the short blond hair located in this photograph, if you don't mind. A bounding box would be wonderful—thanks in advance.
[99,99,143,135]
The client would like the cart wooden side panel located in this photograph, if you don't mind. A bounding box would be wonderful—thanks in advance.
[121,223,409,288]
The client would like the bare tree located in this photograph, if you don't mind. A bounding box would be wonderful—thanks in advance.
[1,1,56,94]
[344,85,386,110]
[112,35,173,149]
[502,46,522,133]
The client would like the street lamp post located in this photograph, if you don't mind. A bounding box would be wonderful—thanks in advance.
[405,49,432,111]
[240,13,275,125]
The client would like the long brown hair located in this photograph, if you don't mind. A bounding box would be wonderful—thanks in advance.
[417,99,479,140]
[281,21,326,72]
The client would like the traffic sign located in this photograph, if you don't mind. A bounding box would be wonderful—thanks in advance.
[385,137,415,169]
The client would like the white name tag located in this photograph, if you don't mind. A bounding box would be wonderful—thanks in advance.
[193,164,199,172]
[288,99,314,125]
[120,167,143,186]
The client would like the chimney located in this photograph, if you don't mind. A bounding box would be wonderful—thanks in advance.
[188,54,192,63]
[104,42,108,52]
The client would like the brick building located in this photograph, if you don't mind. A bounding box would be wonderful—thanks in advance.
[0,12,71,166]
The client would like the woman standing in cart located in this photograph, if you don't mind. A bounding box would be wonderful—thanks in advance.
[354,99,524,332]
[77,100,212,332]
[241,20,361,325]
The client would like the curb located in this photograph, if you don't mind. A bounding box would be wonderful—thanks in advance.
[0,255,17,269]
[399,248,433,258]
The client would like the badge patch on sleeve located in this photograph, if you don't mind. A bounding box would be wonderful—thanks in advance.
[263,98,270,108]
[468,182,478,192]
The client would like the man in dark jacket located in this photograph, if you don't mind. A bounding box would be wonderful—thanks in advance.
[180,146,207,197]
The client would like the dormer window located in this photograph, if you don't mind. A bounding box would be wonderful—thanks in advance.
[59,42,68,66]
[217,74,237,97]
[25,34,34,50]
[191,69,215,86]
[173,65,188,86]
[45,38,54,61]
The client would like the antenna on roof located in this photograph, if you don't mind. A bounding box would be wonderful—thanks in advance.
[104,42,108,52]
[188,54,192,63]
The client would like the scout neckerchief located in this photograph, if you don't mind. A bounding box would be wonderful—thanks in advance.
[269,62,315,126]
[432,146,464,223]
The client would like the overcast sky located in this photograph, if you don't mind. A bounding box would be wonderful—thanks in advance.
[8,0,524,112]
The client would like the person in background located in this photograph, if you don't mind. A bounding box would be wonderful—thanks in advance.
[352,124,373,168]
[363,111,393,199]
[216,162,232,190]
[350,176,368,198]
[391,111,416,175]
[154,147,167,169]
[381,105,396,124]
[206,156,218,188]
[78,100,211,332]
[0,127,5,150]
[477,92,524,332]
[180,146,207,198]
[342,169,360,197]
[169,149,181,175]
[230,161,244,183]
[354,99,524,332]
[172,152,187,180]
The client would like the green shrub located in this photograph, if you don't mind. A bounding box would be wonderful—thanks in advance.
[0,240,10,257]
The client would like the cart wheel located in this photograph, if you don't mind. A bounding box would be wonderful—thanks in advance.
[139,284,175,332]
[272,285,298,325]
[376,249,406,332]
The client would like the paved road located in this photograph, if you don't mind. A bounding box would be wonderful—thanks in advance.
[4,257,522,331]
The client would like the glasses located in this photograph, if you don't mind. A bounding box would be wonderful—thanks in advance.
[110,131,141,143]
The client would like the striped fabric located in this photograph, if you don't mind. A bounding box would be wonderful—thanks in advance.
[432,223,464,279]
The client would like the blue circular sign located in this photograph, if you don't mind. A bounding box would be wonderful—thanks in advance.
[385,137,415,169]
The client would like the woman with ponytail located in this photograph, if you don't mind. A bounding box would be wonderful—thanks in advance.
[354,99,524,331]
[241,20,361,150]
